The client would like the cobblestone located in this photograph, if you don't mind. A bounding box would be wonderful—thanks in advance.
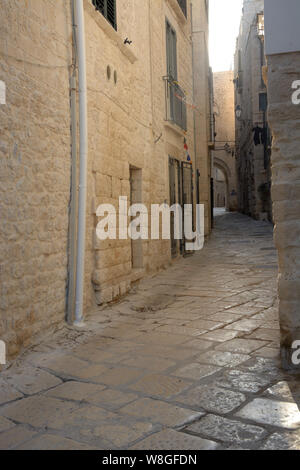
[0,212,299,449]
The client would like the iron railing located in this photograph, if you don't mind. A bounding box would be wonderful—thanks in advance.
[92,0,117,30]
[164,76,187,131]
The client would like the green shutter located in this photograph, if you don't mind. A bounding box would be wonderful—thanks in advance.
[166,20,177,80]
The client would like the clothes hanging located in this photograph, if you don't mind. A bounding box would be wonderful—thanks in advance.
[252,126,263,146]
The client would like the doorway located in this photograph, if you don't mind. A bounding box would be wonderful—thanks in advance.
[169,158,194,257]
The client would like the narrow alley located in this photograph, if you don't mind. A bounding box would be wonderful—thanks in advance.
[0,212,299,450]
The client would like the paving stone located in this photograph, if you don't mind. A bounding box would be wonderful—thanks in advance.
[129,374,190,398]
[199,330,239,342]
[263,381,300,402]
[131,429,218,450]
[90,421,154,448]
[185,339,214,351]
[186,414,266,445]
[44,355,93,378]
[0,379,23,405]
[215,370,271,393]
[92,367,143,386]
[0,425,38,450]
[71,364,111,380]
[17,434,97,450]
[73,348,124,364]
[155,325,206,337]
[240,357,283,378]
[86,389,138,410]
[176,385,246,414]
[46,404,116,431]
[0,416,15,433]
[210,312,245,323]
[215,338,268,354]
[4,367,62,395]
[45,381,106,402]
[197,350,250,367]
[102,341,140,355]
[246,328,281,341]
[0,396,78,428]
[260,431,300,450]
[136,332,190,346]
[166,311,202,321]
[225,319,262,333]
[119,398,204,427]
[185,319,224,331]
[225,307,263,316]
[252,347,280,359]
[120,355,175,372]
[235,398,300,429]
[172,363,221,381]
[135,345,198,361]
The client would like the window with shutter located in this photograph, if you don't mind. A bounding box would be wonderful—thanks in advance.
[166,21,177,80]
[92,0,117,30]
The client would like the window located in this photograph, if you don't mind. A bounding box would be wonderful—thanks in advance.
[166,21,177,80]
[165,20,186,130]
[177,0,187,18]
[92,0,117,30]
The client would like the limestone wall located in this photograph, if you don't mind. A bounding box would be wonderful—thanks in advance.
[191,0,212,234]
[267,52,300,369]
[0,0,73,356]
[0,0,211,358]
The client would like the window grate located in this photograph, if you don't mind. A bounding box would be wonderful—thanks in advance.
[92,0,117,30]
[177,0,187,17]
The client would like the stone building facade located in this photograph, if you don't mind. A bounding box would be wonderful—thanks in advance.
[264,0,300,369]
[212,71,237,212]
[0,0,212,357]
[234,0,272,221]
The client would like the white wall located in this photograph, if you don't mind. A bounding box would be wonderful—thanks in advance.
[265,0,300,55]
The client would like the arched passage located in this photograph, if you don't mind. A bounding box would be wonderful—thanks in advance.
[213,157,231,211]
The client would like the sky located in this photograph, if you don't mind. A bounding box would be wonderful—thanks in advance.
[209,0,244,72]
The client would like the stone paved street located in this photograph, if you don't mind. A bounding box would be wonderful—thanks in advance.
[0,212,300,450]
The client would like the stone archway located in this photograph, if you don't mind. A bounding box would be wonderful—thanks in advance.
[213,155,238,212]
[213,156,232,211]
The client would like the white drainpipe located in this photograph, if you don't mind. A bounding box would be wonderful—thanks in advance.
[74,0,88,326]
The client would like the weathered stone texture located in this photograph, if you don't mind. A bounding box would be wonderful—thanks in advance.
[267,51,300,369]
[0,0,211,357]
[0,0,73,356]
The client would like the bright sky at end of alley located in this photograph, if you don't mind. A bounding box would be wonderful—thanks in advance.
[209,0,243,72]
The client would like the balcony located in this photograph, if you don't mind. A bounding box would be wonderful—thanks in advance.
[164,76,187,131]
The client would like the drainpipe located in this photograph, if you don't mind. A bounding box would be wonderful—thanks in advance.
[190,4,197,170]
[67,4,78,324]
[74,0,88,326]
